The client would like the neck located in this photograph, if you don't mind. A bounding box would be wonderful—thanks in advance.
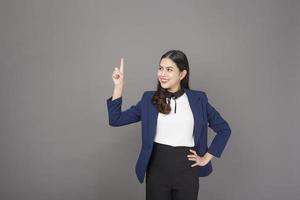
[164,86,184,99]
[167,85,181,93]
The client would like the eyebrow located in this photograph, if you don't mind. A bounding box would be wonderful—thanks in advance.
[159,65,174,68]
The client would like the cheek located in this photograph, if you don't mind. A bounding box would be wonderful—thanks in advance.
[157,71,160,77]
[170,76,180,83]
[169,74,176,80]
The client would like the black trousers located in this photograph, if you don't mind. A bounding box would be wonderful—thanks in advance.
[146,142,199,200]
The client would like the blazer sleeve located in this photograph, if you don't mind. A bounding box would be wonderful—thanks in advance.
[204,93,231,158]
[106,92,145,127]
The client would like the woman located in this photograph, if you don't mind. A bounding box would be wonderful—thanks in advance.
[106,50,231,200]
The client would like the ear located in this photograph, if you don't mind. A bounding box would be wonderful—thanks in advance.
[180,70,187,80]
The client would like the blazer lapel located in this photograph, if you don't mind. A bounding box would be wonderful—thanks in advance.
[184,88,203,145]
[147,88,203,146]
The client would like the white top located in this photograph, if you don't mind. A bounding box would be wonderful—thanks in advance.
[153,93,195,147]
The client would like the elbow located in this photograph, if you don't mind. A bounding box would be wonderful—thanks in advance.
[108,118,120,127]
[107,113,122,127]
[109,120,121,127]
[225,125,231,139]
[225,123,231,136]
[218,122,231,139]
[227,123,232,135]
[109,122,117,127]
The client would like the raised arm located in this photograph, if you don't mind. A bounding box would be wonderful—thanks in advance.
[106,92,144,127]
[106,57,143,126]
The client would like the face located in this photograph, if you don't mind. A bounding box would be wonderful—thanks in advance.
[157,58,187,92]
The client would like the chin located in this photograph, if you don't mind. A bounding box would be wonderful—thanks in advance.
[160,84,169,88]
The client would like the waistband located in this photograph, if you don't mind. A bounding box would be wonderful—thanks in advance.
[153,142,196,152]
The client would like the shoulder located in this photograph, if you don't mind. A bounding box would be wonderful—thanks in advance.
[189,89,208,101]
[140,90,155,101]
[143,90,156,96]
[137,90,155,101]
[191,89,206,96]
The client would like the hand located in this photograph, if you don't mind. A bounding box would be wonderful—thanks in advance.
[112,57,124,86]
[187,149,210,167]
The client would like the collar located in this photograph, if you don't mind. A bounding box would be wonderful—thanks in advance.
[164,87,185,114]
[164,87,185,100]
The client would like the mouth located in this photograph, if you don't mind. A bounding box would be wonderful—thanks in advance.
[160,78,169,83]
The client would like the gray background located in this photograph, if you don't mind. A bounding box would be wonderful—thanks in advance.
[1,0,299,199]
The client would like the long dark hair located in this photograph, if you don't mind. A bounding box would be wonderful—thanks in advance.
[152,50,190,114]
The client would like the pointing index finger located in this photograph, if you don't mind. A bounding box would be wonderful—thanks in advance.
[120,57,124,73]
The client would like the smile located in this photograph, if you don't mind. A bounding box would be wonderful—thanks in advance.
[160,78,169,83]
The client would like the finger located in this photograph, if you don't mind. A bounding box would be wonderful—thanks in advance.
[191,163,198,167]
[119,57,124,73]
[188,158,196,161]
[112,71,118,77]
[187,154,196,158]
[113,68,118,75]
[114,68,122,77]
[112,73,118,78]
[115,66,123,76]
[189,149,197,155]
[112,70,120,77]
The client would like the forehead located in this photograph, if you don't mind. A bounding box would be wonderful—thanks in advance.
[159,58,177,68]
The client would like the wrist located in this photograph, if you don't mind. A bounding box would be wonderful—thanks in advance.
[114,84,123,89]
[204,152,214,161]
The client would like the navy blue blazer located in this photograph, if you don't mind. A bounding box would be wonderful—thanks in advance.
[106,87,231,183]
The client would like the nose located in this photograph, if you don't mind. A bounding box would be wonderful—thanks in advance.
[161,69,167,76]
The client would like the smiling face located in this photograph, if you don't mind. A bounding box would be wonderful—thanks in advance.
[157,57,187,92]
